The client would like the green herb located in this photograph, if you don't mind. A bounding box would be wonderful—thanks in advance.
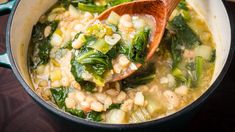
[107,103,121,110]
[169,15,201,49]
[31,21,59,68]
[50,87,68,108]
[108,0,133,7]
[86,111,103,122]
[178,0,188,11]
[71,47,112,86]
[78,3,107,13]
[66,108,86,118]
[172,68,187,82]
[164,15,201,68]
[121,62,156,89]
[80,81,96,92]
[129,28,150,64]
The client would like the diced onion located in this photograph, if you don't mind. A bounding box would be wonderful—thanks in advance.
[104,33,121,46]
[106,11,120,26]
[194,45,212,60]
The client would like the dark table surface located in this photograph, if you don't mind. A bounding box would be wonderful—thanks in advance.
[1,1,235,132]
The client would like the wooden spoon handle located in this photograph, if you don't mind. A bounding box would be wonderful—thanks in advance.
[165,0,181,17]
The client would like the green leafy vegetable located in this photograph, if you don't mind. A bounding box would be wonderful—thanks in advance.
[86,111,103,122]
[186,56,204,87]
[31,21,59,68]
[107,103,121,110]
[121,62,156,89]
[71,47,112,86]
[50,87,68,108]
[66,108,86,118]
[178,0,188,11]
[118,28,150,64]
[78,3,107,13]
[80,81,96,92]
[108,0,133,7]
[169,15,201,49]
[164,15,201,67]
[172,68,187,82]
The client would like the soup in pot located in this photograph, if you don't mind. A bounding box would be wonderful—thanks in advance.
[28,0,216,123]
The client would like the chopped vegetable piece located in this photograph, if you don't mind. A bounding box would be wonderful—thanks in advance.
[105,34,121,46]
[172,68,187,82]
[31,21,59,68]
[50,87,68,108]
[178,0,188,11]
[66,108,86,118]
[78,3,107,13]
[145,93,164,115]
[129,28,150,64]
[86,111,103,122]
[107,103,121,110]
[106,11,120,26]
[194,45,212,60]
[169,15,201,49]
[88,39,113,54]
[108,0,133,7]
[121,62,156,89]
[106,109,127,124]
[80,81,96,92]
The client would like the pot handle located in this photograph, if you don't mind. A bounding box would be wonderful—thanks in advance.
[0,0,15,12]
[0,0,16,68]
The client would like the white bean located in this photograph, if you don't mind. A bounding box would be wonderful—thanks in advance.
[116,91,127,103]
[134,92,145,106]
[65,98,76,109]
[90,101,104,112]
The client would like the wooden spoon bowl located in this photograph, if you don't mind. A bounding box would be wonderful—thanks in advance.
[97,0,180,82]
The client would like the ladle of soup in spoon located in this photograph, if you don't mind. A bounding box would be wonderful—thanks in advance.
[96,0,180,81]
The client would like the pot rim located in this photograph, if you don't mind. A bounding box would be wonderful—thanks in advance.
[5,0,235,129]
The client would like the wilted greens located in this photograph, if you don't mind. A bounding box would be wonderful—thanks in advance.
[30,21,59,69]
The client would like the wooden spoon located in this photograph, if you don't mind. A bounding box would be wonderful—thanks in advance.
[97,0,180,82]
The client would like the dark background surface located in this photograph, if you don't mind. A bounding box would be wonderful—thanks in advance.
[0,1,235,132]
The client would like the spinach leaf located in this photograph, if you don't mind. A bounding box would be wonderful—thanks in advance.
[50,87,68,108]
[71,57,87,83]
[108,0,133,7]
[76,48,112,75]
[129,28,150,64]
[121,62,156,89]
[169,15,201,49]
[164,15,201,68]
[65,108,86,118]
[80,81,96,92]
[107,103,121,110]
[171,57,204,88]
[31,21,59,68]
[178,0,188,11]
[71,46,112,86]
[86,111,103,122]
[78,3,107,13]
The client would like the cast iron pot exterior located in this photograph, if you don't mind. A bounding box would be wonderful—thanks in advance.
[0,0,234,131]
